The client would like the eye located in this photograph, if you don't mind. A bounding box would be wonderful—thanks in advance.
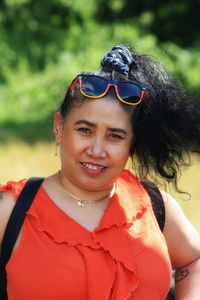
[108,134,124,140]
[76,127,91,135]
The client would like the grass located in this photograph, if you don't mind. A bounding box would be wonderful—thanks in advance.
[0,141,59,182]
[0,141,200,231]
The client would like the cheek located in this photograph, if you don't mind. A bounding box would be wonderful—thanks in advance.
[110,143,131,165]
[61,134,87,156]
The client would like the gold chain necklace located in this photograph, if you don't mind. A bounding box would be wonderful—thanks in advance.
[57,171,115,207]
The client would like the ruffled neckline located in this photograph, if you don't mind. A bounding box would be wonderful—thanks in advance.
[26,170,149,242]
[25,171,149,272]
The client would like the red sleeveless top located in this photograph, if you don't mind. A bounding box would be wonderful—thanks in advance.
[1,170,172,300]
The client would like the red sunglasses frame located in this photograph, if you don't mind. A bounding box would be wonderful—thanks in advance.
[69,74,147,105]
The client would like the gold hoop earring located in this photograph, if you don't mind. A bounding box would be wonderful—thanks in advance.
[55,143,59,156]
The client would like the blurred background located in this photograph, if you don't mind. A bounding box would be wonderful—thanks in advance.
[0,1,200,297]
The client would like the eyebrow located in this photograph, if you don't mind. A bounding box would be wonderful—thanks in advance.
[74,120,97,127]
[74,120,127,135]
[108,127,127,135]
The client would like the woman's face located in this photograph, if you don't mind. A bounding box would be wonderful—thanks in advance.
[54,97,133,192]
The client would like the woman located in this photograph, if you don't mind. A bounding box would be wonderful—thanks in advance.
[0,44,200,299]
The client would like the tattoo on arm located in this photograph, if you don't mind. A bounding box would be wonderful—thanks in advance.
[0,191,3,200]
[175,267,190,283]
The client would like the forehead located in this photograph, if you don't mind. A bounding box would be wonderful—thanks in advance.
[67,96,133,128]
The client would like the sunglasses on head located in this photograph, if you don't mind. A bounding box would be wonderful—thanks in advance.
[69,74,147,105]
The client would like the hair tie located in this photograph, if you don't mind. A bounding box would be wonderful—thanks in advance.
[101,44,133,76]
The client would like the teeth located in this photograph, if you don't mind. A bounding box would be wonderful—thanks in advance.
[82,163,104,170]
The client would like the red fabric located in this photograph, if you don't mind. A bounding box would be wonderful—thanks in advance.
[1,170,172,300]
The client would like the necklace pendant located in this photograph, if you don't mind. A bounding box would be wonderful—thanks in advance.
[77,200,84,207]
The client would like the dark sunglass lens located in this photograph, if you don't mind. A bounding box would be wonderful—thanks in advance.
[118,82,141,103]
[81,76,107,97]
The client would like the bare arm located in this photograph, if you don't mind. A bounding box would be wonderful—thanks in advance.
[161,191,200,300]
[175,258,200,299]
[0,191,15,249]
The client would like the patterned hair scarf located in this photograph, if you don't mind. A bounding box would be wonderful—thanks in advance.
[101,44,133,76]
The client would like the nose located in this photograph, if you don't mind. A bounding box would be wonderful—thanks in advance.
[86,138,107,158]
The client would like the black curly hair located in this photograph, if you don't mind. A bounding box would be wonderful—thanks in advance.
[59,45,200,190]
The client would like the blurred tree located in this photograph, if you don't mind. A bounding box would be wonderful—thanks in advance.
[0,0,83,72]
[1,0,199,77]
[96,0,200,47]
[0,0,200,142]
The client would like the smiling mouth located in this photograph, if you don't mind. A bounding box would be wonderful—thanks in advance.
[81,162,106,170]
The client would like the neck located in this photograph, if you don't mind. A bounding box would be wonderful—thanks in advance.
[56,171,115,203]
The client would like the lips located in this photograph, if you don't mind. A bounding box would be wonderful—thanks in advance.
[80,162,107,174]
[81,162,105,170]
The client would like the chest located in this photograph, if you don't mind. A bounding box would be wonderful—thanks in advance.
[50,197,111,232]
[7,227,88,300]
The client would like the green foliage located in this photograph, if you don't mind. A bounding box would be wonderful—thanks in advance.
[96,0,200,48]
[0,0,200,142]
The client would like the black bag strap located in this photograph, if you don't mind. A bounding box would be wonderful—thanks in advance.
[0,177,44,300]
[140,181,165,232]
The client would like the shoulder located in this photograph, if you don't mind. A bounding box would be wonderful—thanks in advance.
[0,190,16,247]
[160,191,200,268]
[0,179,26,247]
